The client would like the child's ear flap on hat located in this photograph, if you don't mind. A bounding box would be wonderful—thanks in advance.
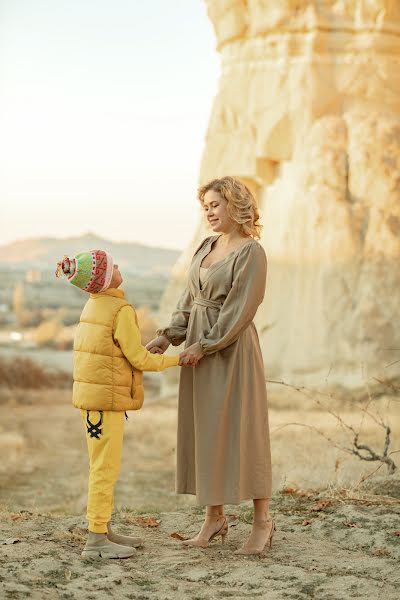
[62,257,73,275]
[55,255,74,278]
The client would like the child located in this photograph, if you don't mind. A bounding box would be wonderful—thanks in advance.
[56,249,181,559]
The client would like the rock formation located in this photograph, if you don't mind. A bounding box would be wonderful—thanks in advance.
[160,0,400,388]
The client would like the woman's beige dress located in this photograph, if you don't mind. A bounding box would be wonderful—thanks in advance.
[158,235,272,505]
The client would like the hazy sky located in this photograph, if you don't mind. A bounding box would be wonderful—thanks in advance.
[0,1,219,250]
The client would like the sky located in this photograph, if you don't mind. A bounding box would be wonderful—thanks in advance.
[0,0,219,250]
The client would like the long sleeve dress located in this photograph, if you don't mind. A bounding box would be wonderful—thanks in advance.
[157,235,272,505]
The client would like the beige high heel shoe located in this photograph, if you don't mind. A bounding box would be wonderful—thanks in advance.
[234,517,276,556]
[182,516,229,548]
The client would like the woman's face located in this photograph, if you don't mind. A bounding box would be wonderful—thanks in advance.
[203,190,236,234]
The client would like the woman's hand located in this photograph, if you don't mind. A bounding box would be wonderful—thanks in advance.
[180,342,205,367]
[146,335,170,354]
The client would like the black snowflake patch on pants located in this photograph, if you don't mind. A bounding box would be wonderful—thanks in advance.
[86,411,103,439]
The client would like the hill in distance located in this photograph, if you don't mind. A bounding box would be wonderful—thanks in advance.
[0,233,180,276]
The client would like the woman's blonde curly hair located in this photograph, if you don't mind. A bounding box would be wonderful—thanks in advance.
[198,176,262,240]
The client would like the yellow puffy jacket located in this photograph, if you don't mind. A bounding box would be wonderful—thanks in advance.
[73,288,179,412]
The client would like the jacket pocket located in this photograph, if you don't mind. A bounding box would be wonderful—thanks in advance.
[131,368,144,410]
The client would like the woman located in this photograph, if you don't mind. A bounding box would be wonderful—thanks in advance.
[147,176,274,555]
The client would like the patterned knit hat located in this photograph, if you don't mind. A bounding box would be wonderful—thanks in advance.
[55,250,114,293]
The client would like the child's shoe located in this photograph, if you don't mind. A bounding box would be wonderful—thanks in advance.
[107,523,143,548]
[81,532,135,559]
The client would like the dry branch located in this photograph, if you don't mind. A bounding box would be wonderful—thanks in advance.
[267,377,398,474]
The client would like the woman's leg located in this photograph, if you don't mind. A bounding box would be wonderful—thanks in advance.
[183,504,228,547]
[235,498,275,555]
[253,498,270,521]
[207,504,224,517]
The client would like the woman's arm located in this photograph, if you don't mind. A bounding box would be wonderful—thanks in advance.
[155,286,194,346]
[152,236,213,347]
[198,242,267,355]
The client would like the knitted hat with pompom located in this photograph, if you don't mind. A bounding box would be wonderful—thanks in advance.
[55,250,114,293]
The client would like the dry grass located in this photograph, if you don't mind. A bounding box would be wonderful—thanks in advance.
[0,355,71,391]
[0,384,398,514]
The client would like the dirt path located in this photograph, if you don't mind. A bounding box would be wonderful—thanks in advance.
[1,491,399,600]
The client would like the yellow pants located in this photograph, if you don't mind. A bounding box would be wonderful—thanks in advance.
[80,410,125,533]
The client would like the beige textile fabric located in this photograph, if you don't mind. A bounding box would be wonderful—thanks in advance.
[199,266,208,285]
[157,235,272,505]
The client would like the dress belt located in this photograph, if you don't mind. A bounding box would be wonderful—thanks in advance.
[193,297,222,310]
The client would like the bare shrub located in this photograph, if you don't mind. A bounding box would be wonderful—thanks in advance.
[268,377,398,475]
[33,319,62,347]
[0,356,70,390]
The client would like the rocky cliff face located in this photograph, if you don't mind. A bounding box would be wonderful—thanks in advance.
[160,1,400,387]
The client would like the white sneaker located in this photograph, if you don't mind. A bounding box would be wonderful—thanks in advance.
[81,533,136,559]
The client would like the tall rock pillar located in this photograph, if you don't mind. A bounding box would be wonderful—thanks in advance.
[160,1,400,388]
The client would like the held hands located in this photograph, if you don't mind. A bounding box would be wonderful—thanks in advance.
[146,335,170,355]
[179,342,205,367]
[146,335,204,367]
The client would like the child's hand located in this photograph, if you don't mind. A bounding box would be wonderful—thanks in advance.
[149,346,164,354]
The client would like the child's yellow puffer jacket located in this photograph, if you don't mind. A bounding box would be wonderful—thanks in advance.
[73,291,143,411]
[73,288,179,412]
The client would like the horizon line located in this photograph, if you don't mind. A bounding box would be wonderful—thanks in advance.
[0,231,184,254]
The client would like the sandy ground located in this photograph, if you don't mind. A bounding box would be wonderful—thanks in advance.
[1,493,399,600]
[0,385,399,599]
